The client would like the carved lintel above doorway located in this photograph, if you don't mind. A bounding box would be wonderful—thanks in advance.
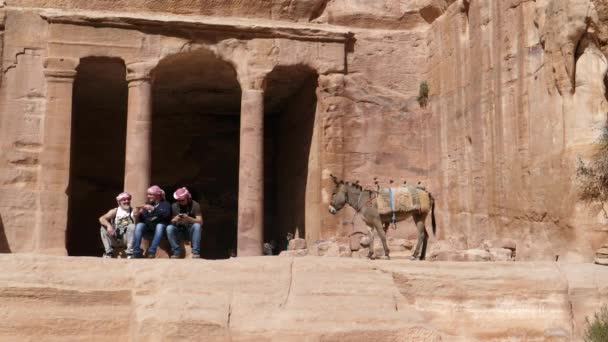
[39,9,354,44]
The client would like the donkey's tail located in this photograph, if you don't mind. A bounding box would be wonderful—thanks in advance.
[430,193,436,236]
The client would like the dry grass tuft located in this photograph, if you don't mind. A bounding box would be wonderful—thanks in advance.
[577,127,608,204]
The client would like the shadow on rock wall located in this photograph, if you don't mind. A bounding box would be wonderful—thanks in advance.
[0,214,11,253]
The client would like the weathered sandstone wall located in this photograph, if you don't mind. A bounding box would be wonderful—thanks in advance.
[1,255,607,341]
[0,0,607,260]
[0,5,49,252]
[424,0,608,261]
[5,0,450,27]
[0,0,437,253]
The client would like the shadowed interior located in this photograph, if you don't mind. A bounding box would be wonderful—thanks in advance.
[65,50,319,258]
[264,66,319,253]
[151,53,319,257]
[151,50,242,259]
[67,57,128,256]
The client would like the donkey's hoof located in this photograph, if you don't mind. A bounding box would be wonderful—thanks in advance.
[408,256,418,261]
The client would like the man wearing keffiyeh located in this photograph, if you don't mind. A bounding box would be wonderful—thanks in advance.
[167,187,203,259]
[131,185,172,258]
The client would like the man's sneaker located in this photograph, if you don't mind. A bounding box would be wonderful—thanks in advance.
[192,254,201,259]
[126,254,134,259]
[147,253,156,259]
[170,254,180,259]
[102,253,112,258]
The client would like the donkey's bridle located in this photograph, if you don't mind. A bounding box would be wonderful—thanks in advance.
[333,185,370,213]
[342,186,364,212]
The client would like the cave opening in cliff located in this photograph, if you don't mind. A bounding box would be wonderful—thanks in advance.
[604,74,608,103]
[67,57,128,256]
[151,50,241,259]
[263,65,319,252]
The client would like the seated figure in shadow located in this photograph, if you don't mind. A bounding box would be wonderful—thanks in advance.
[132,185,171,259]
[167,187,203,259]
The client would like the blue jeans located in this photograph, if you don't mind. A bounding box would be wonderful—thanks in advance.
[132,222,166,256]
[167,223,202,256]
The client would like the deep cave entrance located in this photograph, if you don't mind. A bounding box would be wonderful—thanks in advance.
[263,66,319,253]
[150,54,319,258]
[151,50,241,259]
[604,73,608,103]
[66,57,128,256]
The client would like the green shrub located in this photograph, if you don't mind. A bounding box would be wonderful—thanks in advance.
[577,126,608,205]
[417,81,429,108]
[584,305,608,342]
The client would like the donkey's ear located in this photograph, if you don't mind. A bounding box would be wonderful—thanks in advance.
[330,174,338,184]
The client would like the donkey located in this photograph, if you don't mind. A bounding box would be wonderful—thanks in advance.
[328,175,436,260]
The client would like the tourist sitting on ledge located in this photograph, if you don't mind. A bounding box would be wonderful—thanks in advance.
[98,192,136,258]
[132,185,171,259]
[167,187,203,259]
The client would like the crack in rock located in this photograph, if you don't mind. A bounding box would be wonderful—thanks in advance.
[280,257,295,308]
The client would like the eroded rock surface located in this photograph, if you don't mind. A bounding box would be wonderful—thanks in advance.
[1,255,607,341]
[0,0,607,261]
[424,0,608,261]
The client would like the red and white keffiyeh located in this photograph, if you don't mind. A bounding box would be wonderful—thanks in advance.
[116,192,132,202]
[173,187,191,200]
[147,185,165,200]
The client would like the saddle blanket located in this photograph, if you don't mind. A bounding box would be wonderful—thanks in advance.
[376,185,430,215]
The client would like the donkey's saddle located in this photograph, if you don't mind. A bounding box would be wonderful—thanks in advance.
[376,185,430,215]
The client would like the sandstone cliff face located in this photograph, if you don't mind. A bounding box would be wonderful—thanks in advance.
[0,5,49,252]
[0,0,607,260]
[423,0,608,261]
[1,255,607,341]
[317,0,608,262]
[4,0,450,27]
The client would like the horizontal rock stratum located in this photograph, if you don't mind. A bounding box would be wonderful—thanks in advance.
[0,255,606,341]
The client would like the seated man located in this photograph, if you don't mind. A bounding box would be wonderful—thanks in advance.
[167,187,203,259]
[99,192,135,258]
[132,185,171,258]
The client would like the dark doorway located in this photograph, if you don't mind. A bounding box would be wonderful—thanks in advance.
[264,65,319,253]
[0,214,10,253]
[66,57,128,256]
[151,50,241,259]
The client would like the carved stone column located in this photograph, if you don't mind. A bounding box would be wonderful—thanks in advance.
[38,57,78,255]
[124,62,155,205]
[237,87,265,256]
[315,73,346,242]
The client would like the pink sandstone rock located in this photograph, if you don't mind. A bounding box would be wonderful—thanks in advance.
[287,238,307,250]
[0,254,606,341]
[488,247,514,261]
[0,0,607,262]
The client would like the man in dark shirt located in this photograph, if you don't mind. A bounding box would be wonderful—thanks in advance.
[167,187,203,259]
[132,185,171,258]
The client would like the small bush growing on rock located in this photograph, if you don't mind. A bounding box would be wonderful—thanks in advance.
[417,81,429,108]
[577,127,608,206]
[584,305,608,342]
